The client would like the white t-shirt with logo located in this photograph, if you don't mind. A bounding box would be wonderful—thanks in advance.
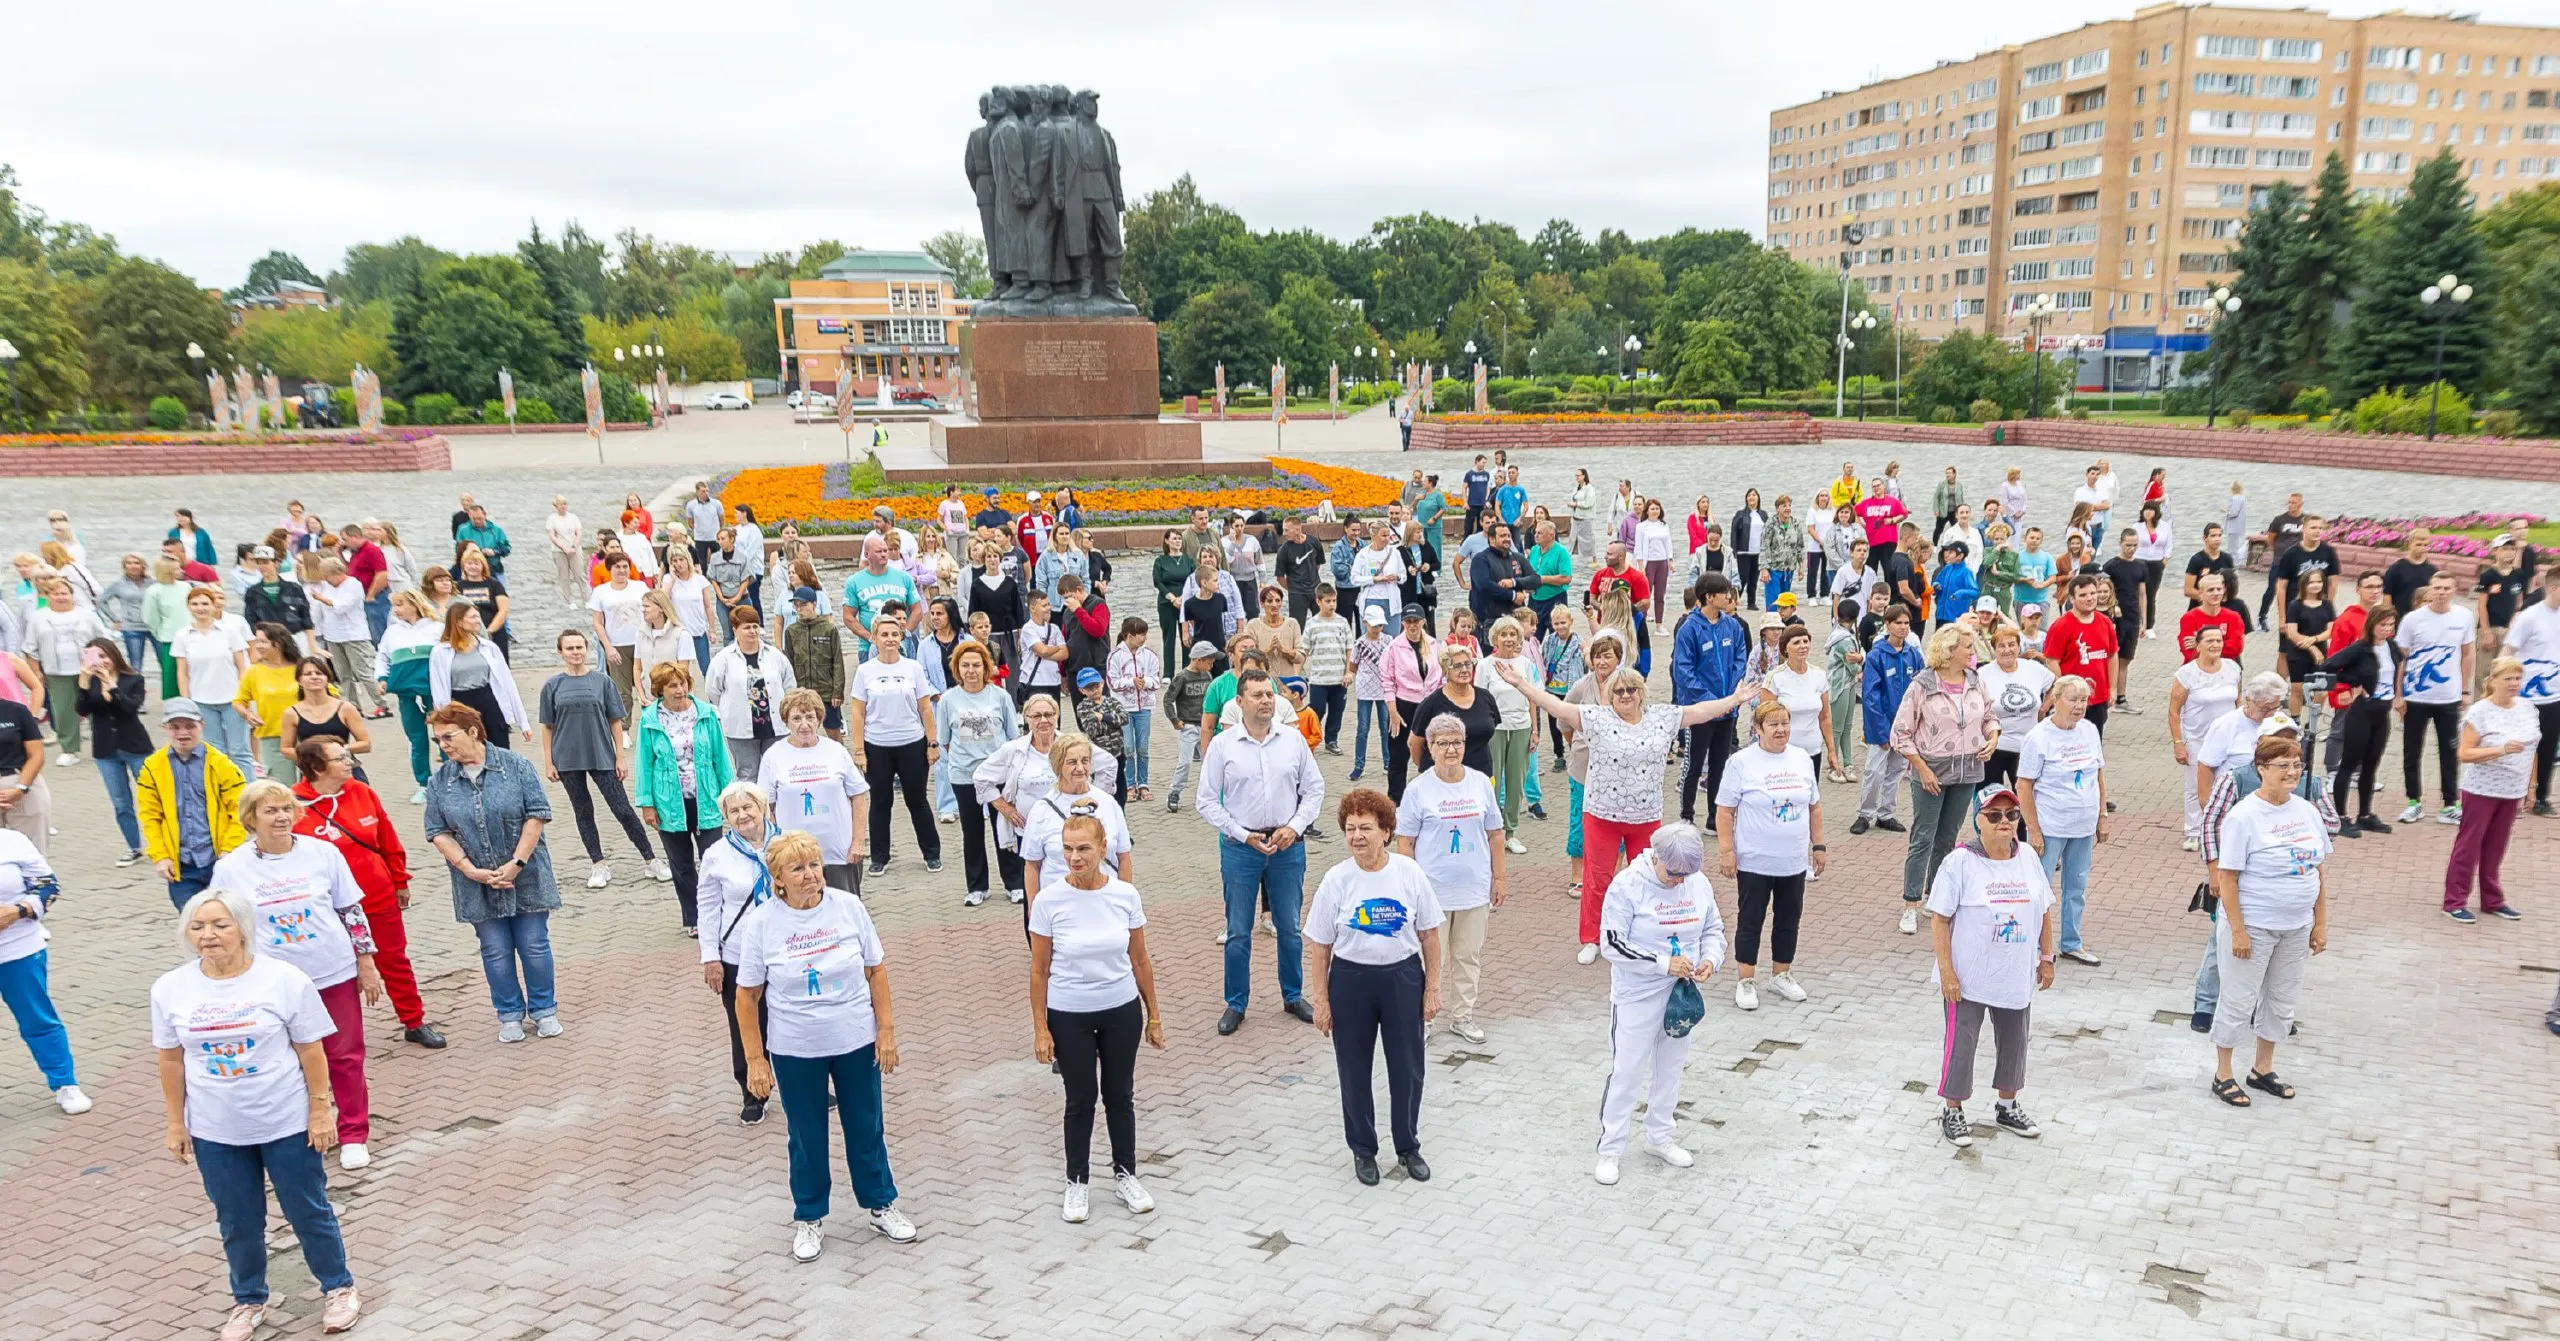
[758,739,871,865]
[2172,659,2241,756]
[150,955,337,1146]
[2459,697,2540,800]
[1304,853,1445,967]
[1394,768,1502,910]
[588,581,649,648]
[2215,793,2329,931]
[2395,604,2477,705]
[1978,660,2054,748]
[1713,744,1818,876]
[849,656,935,747]
[2502,601,2560,705]
[733,889,887,1058]
[2016,718,2105,840]
[1763,665,1828,751]
[210,837,366,988]
[1028,877,1146,1012]
[1923,843,2054,1011]
[1017,788,1131,872]
[2196,708,2269,779]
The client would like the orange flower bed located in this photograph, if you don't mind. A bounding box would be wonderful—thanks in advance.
[718,457,1421,529]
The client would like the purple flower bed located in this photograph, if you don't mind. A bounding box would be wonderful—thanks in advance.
[2328,511,2544,558]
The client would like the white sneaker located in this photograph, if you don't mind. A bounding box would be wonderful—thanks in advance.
[2399,801,2426,825]
[1592,1156,1620,1185]
[1115,1170,1157,1214]
[2439,805,2462,826]
[2143,628,2157,640]
[938,812,958,824]
[53,1085,91,1115]
[964,889,987,907]
[55,752,77,766]
[497,1019,527,1043]
[1899,905,1919,935]
[1061,1181,1090,1223]
[1768,970,1808,1002]
[587,862,612,889]
[408,788,427,805]
[1451,1017,1486,1044]
[2180,835,2200,852]
[1646,1141,1695,1168]
[1735,979,1760,1011]
[1576,943,1600,965]
[339,1142,370,1170]
[1005,888,1025,905]
[534,1014,563,1038]
[1504,836,1528,855]
[869,1205,917,1242]
[792,1219,825,1262]
[647,858,673,882]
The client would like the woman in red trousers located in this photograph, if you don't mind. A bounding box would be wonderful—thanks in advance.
[293,737,447,1048]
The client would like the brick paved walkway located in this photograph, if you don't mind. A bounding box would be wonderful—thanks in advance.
[6,452,2559,1339]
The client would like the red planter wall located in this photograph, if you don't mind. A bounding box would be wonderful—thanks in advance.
[0,435,452,477]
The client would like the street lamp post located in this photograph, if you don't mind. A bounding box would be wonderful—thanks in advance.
[2020,294,2058,419]
[2200,286,2242,429]
[0,338,18,426]
[1846,312,1876,421]
[1623,334,1641,380]
[2420,272,2473,441]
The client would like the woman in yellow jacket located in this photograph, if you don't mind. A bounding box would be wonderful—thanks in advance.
[136,698,248,911]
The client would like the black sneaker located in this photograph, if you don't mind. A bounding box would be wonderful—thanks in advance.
[2490,906,2523,921]
[401,1024,448,1049]
[924,857,944,873]
[2446,907,2478,924]
[1324,743,1341,756]
[1849,816,1872,836]
[2535,801,2557,819]
[1939,1106,1973,1147]
[2358,815,2392,834]
[2189,1010,2212,1033]
[1528,803,1549,821]
[741,1097,768,1125]
[867,860,890,878]
[1993,1101,2041,1138]
[2333,823,2361,840]
[1874,817,1906,833]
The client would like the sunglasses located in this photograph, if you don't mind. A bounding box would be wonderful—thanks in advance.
[1978,808,2020,823]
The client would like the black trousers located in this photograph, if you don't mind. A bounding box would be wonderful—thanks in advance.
[951,782,1023,896]
[559,769,657,864]
[2140,559,2166,630]
[1326,955,1426,1160]
[1736,554,1762,609]
[1734,870,1806,966]
[863,738,942,863]
[690,540,716,571]
[1385,702,1423,803]
[1287,588,1318,623]
[1306,684,1346,745]
[1984,747,2020,789]
[2537,702,2560,805]
[2402,699,2462,803]
[718,959,770,1104]
[1679,717,1737,823]
[1050,995,1143,1183]
[2084,701,2110,737]
[659,797,718,928]
[2335,695,2392,818]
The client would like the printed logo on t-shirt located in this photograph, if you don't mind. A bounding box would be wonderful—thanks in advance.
[1348,899,1410,936]
[2524,659,2560,701]
[2404,644,2458,694]
[182,1003,269,1079]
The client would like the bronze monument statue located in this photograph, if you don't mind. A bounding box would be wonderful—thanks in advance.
[970,83,1136,317]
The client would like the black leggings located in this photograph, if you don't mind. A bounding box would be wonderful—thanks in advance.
[1049,994,1143,1183]
[1385,702,1423,803]
[2402,699,2462,804]
[1680,718,1736,823]
[863,738,941,864]
[658,798,717,928]
[2335,695,2392,818]
[951,781,1023,896]
[2141,559,2165,630]
[559,769,656,864]
[1734,870,1806,967]
[718,959,769,1104]
[2536,701,2560,805]
[1984,748,2020,790]
[1737,554,1762,609]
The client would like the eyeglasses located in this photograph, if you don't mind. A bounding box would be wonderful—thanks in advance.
[1978,808,2020,823]
[1610,687,1645,698]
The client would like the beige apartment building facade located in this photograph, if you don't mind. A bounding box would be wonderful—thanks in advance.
[1767,3,2560,383]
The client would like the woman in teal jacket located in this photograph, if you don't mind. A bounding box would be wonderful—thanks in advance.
[633,661,736,933]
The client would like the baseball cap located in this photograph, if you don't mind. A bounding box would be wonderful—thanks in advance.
[1973,596,1999,614]
[162,697,204,722]
[2019,602,2046,618]
[1025,490,1043,501]
[982,487,999,498]
[1187,640,1220,659]
[1075,667,1103,688]
[1399,606,1425,622]
[1362,605,1388,627]
[1975,786,2022,814]
[2258,711,2301,738]
[1775,591,1798,608]
[1279,676,1307,694]
[249,545,276,560]
[792,586,819,605]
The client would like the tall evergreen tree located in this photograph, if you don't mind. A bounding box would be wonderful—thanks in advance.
[2506,251,2560,434]
[2209,181,2302,405]
[2336,149,2489,398]
[516,223,591,374]
[2279,151,2357,386]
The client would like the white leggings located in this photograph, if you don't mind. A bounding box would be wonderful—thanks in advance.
[1596,976,1693,1157]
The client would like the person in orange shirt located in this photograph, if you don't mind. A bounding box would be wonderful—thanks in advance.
[1279,676,1323,748]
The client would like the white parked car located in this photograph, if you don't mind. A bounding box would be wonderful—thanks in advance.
[699,390,750,411]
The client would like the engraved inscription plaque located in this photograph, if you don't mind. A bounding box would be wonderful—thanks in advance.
[1022,340,1111,381]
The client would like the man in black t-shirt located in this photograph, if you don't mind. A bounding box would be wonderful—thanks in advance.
[2185,522,2241,625]
[2101,532,2149,702]
[2476,536,2527,693]
[1272,515,1327,623]
[2268,515,2340,618]
[2256,493,2307,624]
[2381,530,2438,615]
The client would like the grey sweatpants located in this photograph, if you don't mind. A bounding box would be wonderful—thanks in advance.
[1857,744,1907,820]
[1903,778,1979,904]
[2211,920,2310,1049]
[327,638,388,714]
[1938,998,2028,1102]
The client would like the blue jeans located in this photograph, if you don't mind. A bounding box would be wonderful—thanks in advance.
[1765,568,1794,609]
[2041,833,2094,952]
[168,860,214,912]
[932,754,957,820]
[473,912,556,1021]
[0,949,76,1088]
[196,701,251,770]
[196,1134,352,1305]
[2194,911,2221,1016]
[771,1045,898,1222]
[120,630,153,675]
[364,592,391,643]
[1350,699,1390,775]
[1220,836,1307,1011]
[693,632,713,672]
[92,750,145,852]
[1122,710,1153,788]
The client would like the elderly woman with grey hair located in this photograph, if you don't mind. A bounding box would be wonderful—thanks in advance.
[1591,821,1725,1186]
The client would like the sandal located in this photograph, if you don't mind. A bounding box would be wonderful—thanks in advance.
[2245,1070,2295,1100]
[2210,1077,2251,1107]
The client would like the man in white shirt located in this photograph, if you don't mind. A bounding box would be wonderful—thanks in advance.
[1197,670,1325,1036]
[681,482,725,569]
[2396,571,2477,824]
[308,559,389,717]
[2501,578,2560,816]
[544,495,585,604]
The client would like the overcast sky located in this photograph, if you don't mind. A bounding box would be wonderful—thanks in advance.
[16,0,2560,288]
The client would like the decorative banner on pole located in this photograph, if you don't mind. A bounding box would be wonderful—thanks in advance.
[206,371,229,431]
[353,365,383,433]
[656,366,670,426]
[233,367,257,431]
[838,355,861,436]
[1473,360,1488,414]
[581,364,604,445]
[1213,363,1227,420]
[262,370,283,430]
[499,368,517,432]
[1328,362,1339,417]
[1272,362,1288,425]
[1422,363,1435,411]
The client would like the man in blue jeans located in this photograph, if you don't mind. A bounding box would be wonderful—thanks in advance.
[136,699,246,910]
[1195,671,1326,1035]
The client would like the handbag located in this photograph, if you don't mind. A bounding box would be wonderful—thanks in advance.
[2188,879,2217,915]
[1662,978,1706,1038]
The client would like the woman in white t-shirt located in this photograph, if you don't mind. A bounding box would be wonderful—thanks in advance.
[658,547,716,673]
[153,887,364,1336]
[1393,716,1506,1044]
[0,827,85,1113]
[1015,733,1133,907]
[695,782,779,1123]
[1028,812,1163,1225]
[1307,789,1445,1186]
[1591,821,1723,1186]
[1715,701,1823,1013]
[2446,655,2537,921]
[1633,499,1676,625]
[1975,622,2052,792]
[848,607,942,879]
[2208,734,2328,1107]
[1760,624,1836,774]
[173,585,254,765]
[976,694,1115,905]
[733,830,917,1262]
[1482,616,1541,851]
[757,688,871,894]
[2166,623,2241,848]
[2016,676,2108,968]
[1491,660,1752,964]
[1925,786,2055,1147]
[210,780,385,1169]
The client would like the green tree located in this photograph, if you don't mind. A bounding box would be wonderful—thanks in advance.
[1166,281,1278,395]
[1586,253,1666,339]
[0,260,90,419]
[387,255,563,403]
[2207,180,2304,407]
[2477,183,2560,391]
[1902,331,2022,421]
[2505,251,2560,432]
[1694,246,1827,392]
[1122,175,1255,323]
[1444,264,1532,372]
[83,257,231,409]
[233,250,318,299]
[787,239,851,280]
[1269,273,1368,379]
[1529,307,1609,377]
[2338,149,2489,398]
[718,276,790,378]
[2279,151,2358,384]
[330,237,455,305]
[584,309,746,382]
[518,222,598,366]
[1666,318,1748,399]
[920,230,991,298]
[0,165,39,265]
[1366,213,1479,341]
[1532,219,1595,277]
[237,304,393,384]
[1642,227,1756,290]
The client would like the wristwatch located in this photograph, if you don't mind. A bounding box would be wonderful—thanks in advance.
[2038,953,2057,965]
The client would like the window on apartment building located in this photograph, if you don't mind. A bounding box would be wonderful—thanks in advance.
[2368,46,2419,70]
[2012,228,2052,249]
[1958,206,1992,226]
[2536,55,2557,76]
[2146,223,2157,242]
[2135,85,2147,106]
[2423,124,2437,142]
[1960,142,1989,163]
[1955,236,1989,255]
[2534,91,2554,108]
[2175,287,2214,307]
[2178,253,2232,273]
[2055,258,2096,279]
[2145,259,2157,277]
[1966,78,1997,101]
[2198,35,2261,60]
[2270,38,2321,63]
[2124,225,2137,243]
[2194,72,2256,96]
[2188,145,2251,168]
[2021,61,2064,88]
[2269,76,2319,99]
[2261,113,2316,137]
[2181,216,2242,240]
[2428,89,2442,108]
[2008,261,2051,282]
[2021,96,2060,122]
[2056,223,2097,244]
[2016,163,2057,186]
[2138,47,2149,68]
[2059,191,2099,211]
[2254,148,2314,169]
[2017,130,2056,153]
[2361,117,2413,140]
[2064,88,2107,115]
[2191,109,2250,135]
[2057,291,2093,310]
[2365,81,2417,105]
[2059,155,2101,179]
[2355,151,2411,172]
[2013,194,2055,215]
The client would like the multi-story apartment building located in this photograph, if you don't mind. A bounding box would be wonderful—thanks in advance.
[1766,3,2560,385]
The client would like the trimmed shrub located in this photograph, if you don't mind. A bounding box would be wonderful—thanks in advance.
[2290,385,2329,419]
[1966,398,2004,423]
[148,396,187,431]
[2069,405,2092,420]
[2229,409,2254,428]
[1558,394,1603,412]
[1501,385,1561,411]
[410,393,461,425]
[380,398,408,425]
[1653,398,1722,414]
[517,397,559,424]
[2482,408,2522,439]
[1433,377,1470,407]
[1930,405,1961,423]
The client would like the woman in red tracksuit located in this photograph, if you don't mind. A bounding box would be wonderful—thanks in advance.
[291,736,447,1048]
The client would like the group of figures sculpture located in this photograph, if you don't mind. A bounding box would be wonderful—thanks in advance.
[964,86,1134,317]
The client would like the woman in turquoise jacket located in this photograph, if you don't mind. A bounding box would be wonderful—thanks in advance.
[633,661,736,934]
